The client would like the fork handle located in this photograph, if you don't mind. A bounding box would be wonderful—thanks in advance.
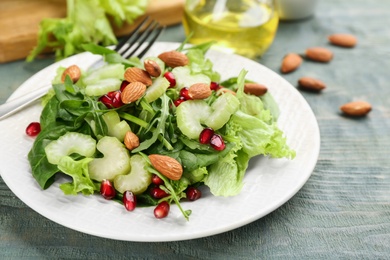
[0,84,51,120]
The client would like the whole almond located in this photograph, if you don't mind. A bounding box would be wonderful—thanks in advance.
[148,154,183,181]
[158,51,189,68]
[281,53,303,73]
[305,47,333,62]
[298,77,326,91]
[328,33,357,48]
[340,101,372,116]
[217,87,236,96]
[144,59,161,77]
[124,131,140,150]
[121,82,146,104]
[244,83,268,96]
[188,83,212,99]
[124,67,152,86]
[61,65,81,83]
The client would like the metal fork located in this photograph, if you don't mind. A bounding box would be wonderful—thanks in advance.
[0,17,164,120]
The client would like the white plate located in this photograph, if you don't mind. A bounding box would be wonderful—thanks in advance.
[0,42,320,242]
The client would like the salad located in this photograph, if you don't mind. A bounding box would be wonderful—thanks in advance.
[26,41,295,220]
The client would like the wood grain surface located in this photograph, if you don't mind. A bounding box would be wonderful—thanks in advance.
[0,0,184,63]
[1,0,390,258]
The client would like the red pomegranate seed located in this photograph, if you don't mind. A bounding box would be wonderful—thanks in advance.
[123,190,137,211]
[110,91,124,108]
[100,179,116,200]
[164,71,176,88]
[154,201,170,219]
[120,80,130,92]
[99,91,124,108]
[199,127,214,144]
[25,122,41,137]
[150,187,169,199]
[210,82,220,91]
[186,187,202,201]
[210,134,226,151]
[179,87,192,100]
[152,174,164,186]
[173,97,186,107]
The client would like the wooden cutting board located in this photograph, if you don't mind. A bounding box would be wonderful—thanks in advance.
[0,0,185,63]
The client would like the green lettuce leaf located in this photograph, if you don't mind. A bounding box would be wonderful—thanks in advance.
[58,156,97,195]
[27,0,147,61]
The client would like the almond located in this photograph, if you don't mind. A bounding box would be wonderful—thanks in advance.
[244,83,268,96]
[298,77,326,91]
[144,59,161,77]
[281,53,303,73]
[340,101,372,117]
[121,82,146,104]
[148,154,183,181]
[124,67,152,86]
[188,83,212,99]
[217,87,236,96]
[305,47,333,62]
[61,65,81,83]
[328,33,357,48]
[124,131,140,150]
[158,51,189,68]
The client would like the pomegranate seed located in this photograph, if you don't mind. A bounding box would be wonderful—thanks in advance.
[99,91,124,108]
[120,80,130,92]
[152,174,164,186]
[100,179,116,200]
[173,97,186,107]
[154,201,170,219]
[123,190,137,211]
[179,87,192,100]
[210,82,220,91]
[150,187,169,199]
[186,187,202,201]
[199,127,214,144]
[210,134,226,151]
[25,122,41,137]
[164,71,176,88]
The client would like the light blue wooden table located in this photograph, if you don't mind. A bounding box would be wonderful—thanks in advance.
[1,0,390,258]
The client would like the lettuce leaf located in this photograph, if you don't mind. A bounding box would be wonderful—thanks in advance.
[58,156,97,195]
[27,0,148,61]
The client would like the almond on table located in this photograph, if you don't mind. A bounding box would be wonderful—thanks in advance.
[305,47,333,62]
[328,33,357,48]
[281,53,303,73]
[298,77,326,91]
[340,101,372,117]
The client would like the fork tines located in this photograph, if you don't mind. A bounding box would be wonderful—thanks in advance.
[115,16,165,59]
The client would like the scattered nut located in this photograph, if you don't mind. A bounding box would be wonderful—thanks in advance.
[340,101,372,117]
[121,82,146,104]
[158,51,189,68]
[244,83,268,96]
[188,83,212,99]
[217,87,236,96]
[305,47,333,62]
[124,131,140,150]
[61,65,81,83]
[148,154,183,181]
[298,77,326,91]
[328,33,357,48]
[144,59,161,77]
[281,53,303,73]
[124,67,152,86]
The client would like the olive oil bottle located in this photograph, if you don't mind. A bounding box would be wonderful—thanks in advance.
[183,0,278,59]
